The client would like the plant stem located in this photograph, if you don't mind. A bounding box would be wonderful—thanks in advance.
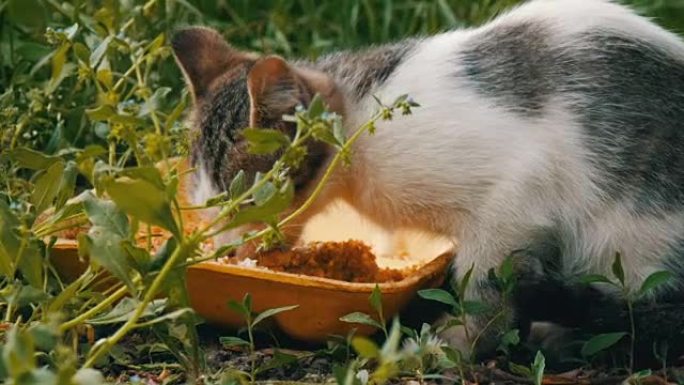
[626,296,636,373]
[248,318,256,381]
[108,140,116,167]
[59,285,129,332]
[470,310,504,355]
[34,216,89,238]
[83,240,192,367]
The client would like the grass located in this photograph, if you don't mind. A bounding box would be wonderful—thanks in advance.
[2,0,684,384]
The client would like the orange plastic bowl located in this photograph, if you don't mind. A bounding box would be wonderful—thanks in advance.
[186,252,452,342]
[49,240,452,342]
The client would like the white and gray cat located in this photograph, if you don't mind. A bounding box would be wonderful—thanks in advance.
[172,0,684,356]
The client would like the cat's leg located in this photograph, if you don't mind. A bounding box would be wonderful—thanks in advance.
[439,221,558,358]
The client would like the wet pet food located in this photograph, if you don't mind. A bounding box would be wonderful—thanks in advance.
[222,240,414,283]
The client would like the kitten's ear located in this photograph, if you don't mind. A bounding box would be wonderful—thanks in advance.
[247,56,343,127]
[171,27,254,98]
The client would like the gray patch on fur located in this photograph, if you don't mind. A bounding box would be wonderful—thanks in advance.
[458,23,684,212]
[460,22,555,116]
[565,34,684,212]
[310,40,418,100]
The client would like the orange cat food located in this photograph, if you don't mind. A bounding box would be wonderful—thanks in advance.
[224,240,413,283]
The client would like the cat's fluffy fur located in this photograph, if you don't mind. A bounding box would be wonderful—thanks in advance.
[173,0,684,356]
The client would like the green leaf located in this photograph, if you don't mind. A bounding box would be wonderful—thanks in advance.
[639,270,673,296]
[15,42,51,62]
[243,292,252,313]
[310,122,339,147]
[80,192,134,289]
[16,241,43,289]
[229,170,247,200]
[257,350,299,373]
[612,252,625,285]
[85,104,116,121]
[579,274,614,285]
[0,201,20,279]
[96,68,113,88]
[50,43,70,91]
[227,180,294,229]
[28,324,57,352]
[332,363,353,385]
[499,255,514,281]
[633,369,653,380]
[458,264,475,300]
[219,336,250,348]
[369,284,383,318]
[581,332,627,357]
[87,298,166,325]
[90,36,113,68]
[118,166,166,191]
[7,148,61,170]
[442,346,463,365]
[392,94,409,106]
[242,128,290,155]
[146,33,166,53]
[253,182,276,206]
[82,191,129,236]
[307,94,326,118]
[139,87,171,117]
[498,329,520,352]
[339,312,383,330]
[48,275,83,314]
[380,317,402,357]
[332,117,346,146]
[165,91,188,129]
[156,248,193,312]
[417,288,457,307]
[12,285,50,307]
[122,241,152,274]
[35,197,84,234]
[509,362,532,378]
[227,295,251,319]
[139,308,194,327]
[532,350,546,385]
[2,325,35,379]
[7,0,46,28]
[252,305,299,328]
[351,337,379,359]
[0,203,45,289]
[73,42,91,63]
[103,176,179,237]
[462,300,490,315]
[110,113,146,127]
[31,160,65,214]
[55,161,78,210]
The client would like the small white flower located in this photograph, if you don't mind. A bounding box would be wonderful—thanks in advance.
[403,337,420,354]
[356,369,370,385]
